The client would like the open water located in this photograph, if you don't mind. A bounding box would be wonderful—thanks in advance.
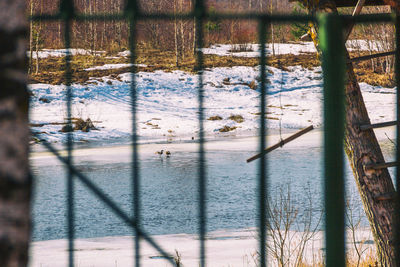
[31,135,394,241]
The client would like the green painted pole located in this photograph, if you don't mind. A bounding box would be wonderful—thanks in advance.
[319,14,346,267]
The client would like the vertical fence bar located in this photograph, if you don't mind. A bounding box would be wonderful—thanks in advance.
[258,17,268,267]
[125,1,141,266]
[194,0,206,266]
[319,14,346,267]
[60,0,75,266]
[394,11,400,267]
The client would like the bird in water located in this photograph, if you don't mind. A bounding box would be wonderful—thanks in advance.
[165,151,171,157]
[155,150,164,155]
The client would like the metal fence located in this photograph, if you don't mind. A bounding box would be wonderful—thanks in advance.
[30,1,400,266]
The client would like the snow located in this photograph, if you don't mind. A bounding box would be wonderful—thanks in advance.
[28,40,387,61]
[29,65,395,144]
[118,50,132,57]
[28,49,106,59]
[84,63,147,71]
[29,228,375,267]
[346,39,387,52]
[202,42,317,57]
[201,40,385,58]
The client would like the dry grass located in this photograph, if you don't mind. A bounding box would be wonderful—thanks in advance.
[29,46,394,88]
[207,115,223,121]
[347,249,379,267]
[219,125,237,132]
[278,253,379,267]
[229,114,244,123]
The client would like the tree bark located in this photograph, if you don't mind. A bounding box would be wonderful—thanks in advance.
[304,0,396,265]
[0,0,31,266]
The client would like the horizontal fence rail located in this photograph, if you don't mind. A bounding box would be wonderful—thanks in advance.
[29,1,399,266]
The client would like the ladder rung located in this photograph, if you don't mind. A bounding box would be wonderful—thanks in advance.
[365,161,398,170]
[349,51,395,63]
[360,120,398,131]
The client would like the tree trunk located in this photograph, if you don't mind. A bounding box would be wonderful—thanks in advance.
[35,0,42,75]
[193,18,196,56]
[306,0,396,265]
[344,53,395,266]
[93,0,97,55]
[29,0,34,74]
[270,0,275,56]
[174,0,179,67]
[0,0,31,266]
[180,0,185,60]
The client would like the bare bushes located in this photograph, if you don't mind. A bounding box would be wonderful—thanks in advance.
[350,6,395,75]
[229,44,254,53]
[252,184,377,267]
[345,191,376,267]
[264,184,323,267]
[229,28,255,53]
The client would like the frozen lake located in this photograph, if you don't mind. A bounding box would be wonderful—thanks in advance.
[30,130,395,241]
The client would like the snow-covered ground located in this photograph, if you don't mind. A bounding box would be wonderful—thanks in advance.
[30,65,395,144]
[116,40,383,59]
[27,40,385,61]
[29,227,375,267]
[28,49,106,59]
[201,40,383,57]
[84,63,147,71]
[202,42,318,57]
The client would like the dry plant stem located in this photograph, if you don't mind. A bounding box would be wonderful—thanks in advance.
[174,249,183,267]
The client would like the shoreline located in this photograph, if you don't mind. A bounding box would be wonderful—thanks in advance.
[30,128,319,161]
[30,125,395,161]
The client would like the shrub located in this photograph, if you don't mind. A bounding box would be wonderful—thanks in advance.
[208,115,223,121]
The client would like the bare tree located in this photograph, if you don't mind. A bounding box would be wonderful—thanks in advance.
[270,0,275,56]
[0,1,31,266]
[35,0,43,74]
[179,0,185,59]
[29,0,34,74]
[174,0,180,67]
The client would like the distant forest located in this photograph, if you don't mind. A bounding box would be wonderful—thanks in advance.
[28,0,394,74]
[28,0,300,53]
